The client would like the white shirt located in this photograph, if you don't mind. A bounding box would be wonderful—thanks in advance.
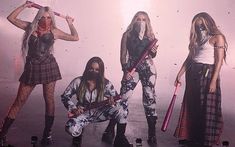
[193,40,214,64]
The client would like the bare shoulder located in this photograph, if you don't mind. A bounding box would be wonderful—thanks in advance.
[210,34,225,45]
[211,34,224,42]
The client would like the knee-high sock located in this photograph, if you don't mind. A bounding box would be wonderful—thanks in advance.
[0,117,15,138]
[42,115,54,137]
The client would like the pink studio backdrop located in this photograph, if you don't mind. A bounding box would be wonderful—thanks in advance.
[0,0,234,114]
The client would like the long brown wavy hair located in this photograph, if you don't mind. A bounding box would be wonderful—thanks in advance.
[189,12,228,60]
[77,57,105,103]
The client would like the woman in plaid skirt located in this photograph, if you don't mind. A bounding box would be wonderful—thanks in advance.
[0,1,79,146]
[174,12,227,147]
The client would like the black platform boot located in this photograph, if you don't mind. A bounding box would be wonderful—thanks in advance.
[41,115,54,145]
[101,119,116,144]
[0,117,14,147]
[72,135,82,147]
[147,116,157,146]
[113,123,133,147]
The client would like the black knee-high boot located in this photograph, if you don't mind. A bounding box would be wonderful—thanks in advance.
[0,117,14,147]
[72,135,82,147]
[101,119,116,144]
[72,129,83,147]
[41,115,54,145]
[147,116,157,145]
[113,123,133,147]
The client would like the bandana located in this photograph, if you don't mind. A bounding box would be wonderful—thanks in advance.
[134,21,146,40]
[86,71,100,81]
[196,24,209,45]
[38,17,51,31]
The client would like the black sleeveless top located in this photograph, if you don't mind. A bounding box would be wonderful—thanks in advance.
[28,32,54,57]
[126,35,150,59]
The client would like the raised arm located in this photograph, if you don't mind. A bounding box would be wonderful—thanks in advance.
[7,2,33,30]
[53,16,79,41]
[209,35,225,93]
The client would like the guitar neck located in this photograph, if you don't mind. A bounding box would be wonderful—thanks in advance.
[84,95,121,111]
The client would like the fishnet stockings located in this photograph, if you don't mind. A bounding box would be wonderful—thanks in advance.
[7,81,56,118]
[43,81,56,116]
[7,83,35,119]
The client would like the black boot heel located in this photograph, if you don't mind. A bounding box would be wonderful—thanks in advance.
[72,135,82,147]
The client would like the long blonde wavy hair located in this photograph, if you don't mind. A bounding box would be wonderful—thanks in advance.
[189,12,228,60]
[125,11,155,40]
[21,6,56,60]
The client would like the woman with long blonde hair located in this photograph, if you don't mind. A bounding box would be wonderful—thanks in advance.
[174,12,227,147]
[102,11,158,146]
[0,1,79,146]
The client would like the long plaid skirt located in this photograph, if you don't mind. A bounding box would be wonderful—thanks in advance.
[174,62,223,146]
[19,54,62,85]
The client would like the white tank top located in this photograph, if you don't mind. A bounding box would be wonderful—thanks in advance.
[193,39,214,64]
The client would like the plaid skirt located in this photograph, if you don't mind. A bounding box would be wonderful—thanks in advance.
[174,62,223,146]
[19,54,62,85]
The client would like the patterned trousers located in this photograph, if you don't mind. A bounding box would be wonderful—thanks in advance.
[65,104,127,137]
[120,58,157,117]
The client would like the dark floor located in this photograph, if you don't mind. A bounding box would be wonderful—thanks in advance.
[0,78,234,147]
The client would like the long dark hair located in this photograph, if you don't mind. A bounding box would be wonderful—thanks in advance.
[77,57,105,103]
